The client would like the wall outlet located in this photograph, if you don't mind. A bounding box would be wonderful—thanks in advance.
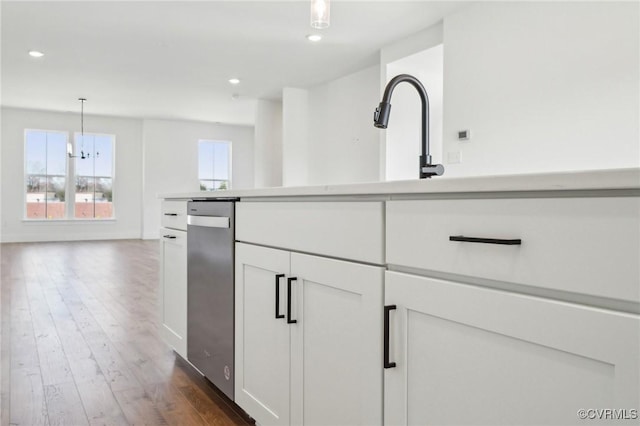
[447,151,462,164]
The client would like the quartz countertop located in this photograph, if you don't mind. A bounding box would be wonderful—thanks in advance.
[160,168,640,200]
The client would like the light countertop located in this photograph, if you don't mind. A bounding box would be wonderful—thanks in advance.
[160,168,640,200]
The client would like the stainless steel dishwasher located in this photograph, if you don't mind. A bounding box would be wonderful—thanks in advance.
[187,199,236,401]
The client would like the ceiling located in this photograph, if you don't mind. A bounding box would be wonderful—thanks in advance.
[1,1,468,126]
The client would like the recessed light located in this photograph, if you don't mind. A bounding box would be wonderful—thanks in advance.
[228,78,240,85]
[306,34,322,42]
[28,50,44,58]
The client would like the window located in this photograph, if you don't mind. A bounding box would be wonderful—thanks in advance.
[25,130,67,219]
[198,140,231,191]
[74,133,114,219]
[24,130,115,220]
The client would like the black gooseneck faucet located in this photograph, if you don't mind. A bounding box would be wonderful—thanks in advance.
[374,74,444,178]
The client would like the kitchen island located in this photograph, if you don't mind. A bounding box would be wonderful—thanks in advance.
[160,168,640,426]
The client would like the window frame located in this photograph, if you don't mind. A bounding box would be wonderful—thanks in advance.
[198,139,232,191]
[22,129,117,222]
[72,132,117,221]
[23,128,69,221]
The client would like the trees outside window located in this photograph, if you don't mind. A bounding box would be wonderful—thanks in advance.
[24,130,115,220]
[74,133,114,218]
[25,130,67,219]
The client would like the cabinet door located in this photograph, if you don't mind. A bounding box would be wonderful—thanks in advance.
[235,243,292,426]
[159,228,187,357]
[291,253,384,426]
[385,271,639,426]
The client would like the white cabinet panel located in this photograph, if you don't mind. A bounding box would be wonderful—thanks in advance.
[290,253,383,426]
[161,200,188,231]
[386,197,640,302]
[385,271,640,426]
[159,228,187,358]
[236,201,385,264]
[235,243,291,426]
[235,243,383,426]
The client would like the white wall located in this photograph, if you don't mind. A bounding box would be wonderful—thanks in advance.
[0,108,255,242]
[0,7,4,416]
[442,1,639,176]
[305,64,381,185]
[385,44,443,181]
[254,99,283,188]
[280,65,381,186]
[379,23,443,180]
[1,107,143,242]
[282,88,309,186]
[142,118,254,239]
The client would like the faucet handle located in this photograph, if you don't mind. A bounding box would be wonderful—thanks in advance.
[420,154,444,178]
[421,163,445,178]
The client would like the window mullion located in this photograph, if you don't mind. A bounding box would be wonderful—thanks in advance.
[45,133,48,219]
[68,133,74,219]
[93,138,96,218]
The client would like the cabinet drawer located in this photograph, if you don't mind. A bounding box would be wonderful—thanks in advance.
[161,200,188,231]
[386,197,640,303]
[236,202,384,264]
[159,227,187,245]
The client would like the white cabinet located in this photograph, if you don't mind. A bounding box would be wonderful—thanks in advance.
[159,199,189,359]
[233,193,638,426]
[161,199,188,231]
[234,243,291,426]
[386,197,640,303]
[384,271,640,426]
[235,242,383,426]
[236,201,385,264]
[290,251,383,426]
[159,228,187,358]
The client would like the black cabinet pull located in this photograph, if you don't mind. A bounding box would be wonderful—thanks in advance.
[275,274,285,319]
[449,235,521,245]
[164,213,178,216]
[384,305,397,369]
[287,277,297,324]
[162,235,177,239]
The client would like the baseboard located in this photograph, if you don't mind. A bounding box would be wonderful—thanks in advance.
[0,232,141,243]
[143,231,160,240]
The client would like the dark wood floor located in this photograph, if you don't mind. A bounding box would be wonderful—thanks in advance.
[0,240,252,426]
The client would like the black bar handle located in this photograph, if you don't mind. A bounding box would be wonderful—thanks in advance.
[164,213,178,216]
[275,274,285,319]
[449,235,521,245]
[384,305,397,369]
[287,277,297,324]
[162,234,177,239]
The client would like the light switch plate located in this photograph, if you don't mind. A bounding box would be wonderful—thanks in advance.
[447,151,462,164]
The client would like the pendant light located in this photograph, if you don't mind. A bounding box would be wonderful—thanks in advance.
[310,0,330,29]
[68,98,98,159]
[68,98,86,158]
[79,98,88,159]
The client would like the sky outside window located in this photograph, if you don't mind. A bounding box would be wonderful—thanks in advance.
[26,131,66,175]
[198,140,231,190]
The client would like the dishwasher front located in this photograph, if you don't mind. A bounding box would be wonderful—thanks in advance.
[186,199,236,401]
